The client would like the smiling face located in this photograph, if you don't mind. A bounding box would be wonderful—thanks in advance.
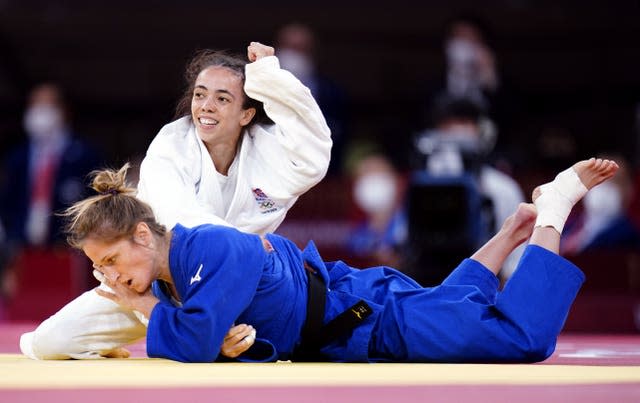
[190,66,256,147]
[82,230,160,293]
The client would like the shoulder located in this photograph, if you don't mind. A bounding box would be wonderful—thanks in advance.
[176,223,255,248]
[146,117,198,156]
[150,117,193,146]
[172,224,262,268]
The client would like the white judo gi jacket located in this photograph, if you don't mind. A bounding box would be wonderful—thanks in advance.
[138,56,331,234]
[20,55,332,359]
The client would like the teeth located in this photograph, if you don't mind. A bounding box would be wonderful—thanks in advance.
[199,117,217,125]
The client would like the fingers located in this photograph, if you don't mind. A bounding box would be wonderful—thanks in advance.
[223,324,254,344]
[247,42,275,62]
[244,328,256,345]
[92,269,106,283]
[220,324,256,358]
[95,288,117,302]
[224,323,250,340]
[103,347,131,359]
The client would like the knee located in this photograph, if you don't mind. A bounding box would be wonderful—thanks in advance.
[516,335,556,363]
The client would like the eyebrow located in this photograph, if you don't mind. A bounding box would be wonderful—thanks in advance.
[194,85,235,98]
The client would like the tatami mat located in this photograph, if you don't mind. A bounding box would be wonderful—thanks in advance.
[1,323,639,402]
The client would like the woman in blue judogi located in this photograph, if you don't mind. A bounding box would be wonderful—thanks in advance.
[59,159,618,363]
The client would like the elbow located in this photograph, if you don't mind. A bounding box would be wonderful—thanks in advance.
[310,159,330,183]
[151,343,219,363]
[308,141,332,180]
[305,131,332,179]
[21,325,74,360]
[180,344,220,363]
[288,157,329,191]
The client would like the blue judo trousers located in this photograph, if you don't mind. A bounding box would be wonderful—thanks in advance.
[146,224,584,363]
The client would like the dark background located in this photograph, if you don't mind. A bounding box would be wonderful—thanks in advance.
[1,0,640,172]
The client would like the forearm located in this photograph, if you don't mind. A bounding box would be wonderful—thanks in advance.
[245,56,332,191]
[20,288,147,359]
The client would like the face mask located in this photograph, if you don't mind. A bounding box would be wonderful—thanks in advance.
[446,38,479,70]
[277,49,314,82]
[353,172,397,215]
[583,181,622,219]
[23,104,64,141]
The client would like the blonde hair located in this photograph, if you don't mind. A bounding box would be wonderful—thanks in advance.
[63,163,166,248]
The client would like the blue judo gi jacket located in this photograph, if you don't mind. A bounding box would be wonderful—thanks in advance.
[146,224,585,363]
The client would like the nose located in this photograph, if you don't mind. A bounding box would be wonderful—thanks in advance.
[98,266,120,283]
[201,95,216,112]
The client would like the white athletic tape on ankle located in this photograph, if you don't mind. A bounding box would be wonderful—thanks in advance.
[534,167,587,234]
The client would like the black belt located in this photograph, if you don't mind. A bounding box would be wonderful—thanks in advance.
[292,262,373,362]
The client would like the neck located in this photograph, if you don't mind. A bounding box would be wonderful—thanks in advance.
[157,231,174,284]
[206,141,240,175]
[197,127,243,176]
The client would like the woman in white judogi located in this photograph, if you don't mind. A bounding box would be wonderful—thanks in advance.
[20,42,332,359]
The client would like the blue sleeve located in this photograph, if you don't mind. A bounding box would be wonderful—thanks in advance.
[147,226,267,362]
[215,338,278,363]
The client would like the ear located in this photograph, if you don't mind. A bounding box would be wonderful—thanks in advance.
[132,222,153,247]
[239,107,256,127]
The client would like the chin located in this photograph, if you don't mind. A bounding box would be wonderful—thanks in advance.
[135,283,151,294]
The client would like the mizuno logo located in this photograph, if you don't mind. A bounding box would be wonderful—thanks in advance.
[190,264,203,285]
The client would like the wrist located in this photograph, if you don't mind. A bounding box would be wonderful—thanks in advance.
[135,296,160,319]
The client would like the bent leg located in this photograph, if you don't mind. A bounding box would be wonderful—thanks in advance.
[372,245,583,363]
[468,203,537,276]
[20,284,147,360]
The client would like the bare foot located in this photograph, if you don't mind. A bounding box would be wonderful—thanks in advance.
[572,158,619,189]
[532,158,619,202]
[500,203,537,246]
[471,203,537,275]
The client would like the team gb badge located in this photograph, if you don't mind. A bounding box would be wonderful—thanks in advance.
[252,188,277,213]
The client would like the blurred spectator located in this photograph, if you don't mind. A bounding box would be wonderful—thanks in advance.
[275,22,349,175]
[562,154,640,254]
[422,14,524,170]
[442,16,498,111]
[0,82,102,302]
[346,152,408,268]
[410,95,525,282]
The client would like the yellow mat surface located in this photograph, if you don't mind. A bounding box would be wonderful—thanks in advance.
[1,354,639,389]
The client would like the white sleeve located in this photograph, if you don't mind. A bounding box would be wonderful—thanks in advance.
[244,56,332,197]
[137,133,233,230]
[20,287,147,360]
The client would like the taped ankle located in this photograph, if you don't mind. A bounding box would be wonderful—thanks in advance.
[534,167,587,234]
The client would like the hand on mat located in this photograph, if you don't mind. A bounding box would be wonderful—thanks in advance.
[103,347,131,359]
[95,276,159,319]
[247,42,274,62]
[221,324,256,358]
